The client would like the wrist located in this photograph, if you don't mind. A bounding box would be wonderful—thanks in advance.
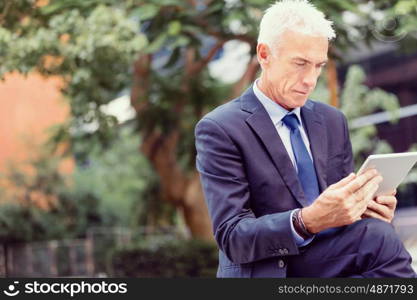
[292,209,314,239]
[300,206,320,234]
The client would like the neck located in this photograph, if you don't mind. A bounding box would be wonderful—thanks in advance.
[257,75,273,100]
[257,76,294,111]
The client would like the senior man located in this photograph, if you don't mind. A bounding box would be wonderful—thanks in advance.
[195,0,416,277]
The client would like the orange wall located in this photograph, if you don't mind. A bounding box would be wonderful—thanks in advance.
[0,72,73,173]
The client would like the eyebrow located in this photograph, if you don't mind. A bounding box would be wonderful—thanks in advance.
[292,57,328,65]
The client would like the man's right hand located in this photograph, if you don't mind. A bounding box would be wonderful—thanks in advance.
[301,169,383,234]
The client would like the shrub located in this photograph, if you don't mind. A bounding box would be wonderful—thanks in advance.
[109,238,218,277]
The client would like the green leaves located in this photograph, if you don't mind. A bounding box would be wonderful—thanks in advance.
[144,21,183,53]
[131,4,159,21]
[69,127,155,228]
[311,64,400,170]
[394,0,417,15]
[1,3,147,152]
[0,126,156,242]
[168,20,182,35]
[340,65,399,122]
[145,32,168,53]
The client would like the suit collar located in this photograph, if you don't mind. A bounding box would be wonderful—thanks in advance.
[240,84,262,113]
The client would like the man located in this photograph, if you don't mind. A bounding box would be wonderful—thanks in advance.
[195,0,416,277]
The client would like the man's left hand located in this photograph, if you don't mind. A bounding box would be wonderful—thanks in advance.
[361,190,397,223]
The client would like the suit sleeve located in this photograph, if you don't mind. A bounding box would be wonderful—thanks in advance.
[195,117,299,264]
[341,113,355,176]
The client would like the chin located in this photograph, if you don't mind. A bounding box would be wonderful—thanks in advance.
[289,98,308,108]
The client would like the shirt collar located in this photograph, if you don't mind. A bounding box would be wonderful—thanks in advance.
[253,79,302,126]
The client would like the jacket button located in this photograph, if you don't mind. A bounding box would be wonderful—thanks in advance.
[278,259,285,268]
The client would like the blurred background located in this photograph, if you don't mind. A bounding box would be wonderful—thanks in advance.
[0,0,416,277]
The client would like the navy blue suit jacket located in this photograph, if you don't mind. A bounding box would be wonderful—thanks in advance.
[195,86,354,277]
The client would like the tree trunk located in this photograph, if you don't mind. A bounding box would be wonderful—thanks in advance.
[139,130,214,241]
[182,171,213,240]
[130,55,213,240]
[231,56,260,99]
[130,46,258,242]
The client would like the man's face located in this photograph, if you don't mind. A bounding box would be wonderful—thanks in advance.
[257,30,329,110]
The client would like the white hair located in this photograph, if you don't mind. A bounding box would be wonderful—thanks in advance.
[257,0,336,49]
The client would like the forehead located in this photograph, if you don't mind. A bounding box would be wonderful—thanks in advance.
[275,30,329,62]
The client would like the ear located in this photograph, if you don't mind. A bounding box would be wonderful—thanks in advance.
[256,43,270,68]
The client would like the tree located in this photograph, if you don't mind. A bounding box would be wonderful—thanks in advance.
[0,127,157,242]
[1,0,416,240]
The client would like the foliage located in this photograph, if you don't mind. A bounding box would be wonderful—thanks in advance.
[310,65,399,168]
[0,1,147,151]
[109,238,218,277]
[68,125,180,229]
[389,0,417,52]
[310,64,417,205]
[339,66,400,165]
[69,127,156,227]
[0,202,65,243]
[0,127,160,242]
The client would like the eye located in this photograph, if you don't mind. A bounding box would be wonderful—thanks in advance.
[295,61,306,66]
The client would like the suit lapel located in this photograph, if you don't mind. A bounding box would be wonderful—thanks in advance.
[301,102,328,192]
[241,87,309,207]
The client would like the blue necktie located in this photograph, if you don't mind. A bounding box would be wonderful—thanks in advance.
[282,113,320,204]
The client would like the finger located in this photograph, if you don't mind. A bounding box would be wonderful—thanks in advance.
[366,176,383,198]
[360,212,378,221]
[352,199,371,220]
[367,200,391,219]
[362,209,388,222]
[354,175,383,203]
[329,173,356,190]
[344,169,379,194]
[375,195,397,209]
[375,189,396,197]
[362,209,390,223]
[351,190,376,218]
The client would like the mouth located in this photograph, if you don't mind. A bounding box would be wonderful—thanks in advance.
[294,90,308,95]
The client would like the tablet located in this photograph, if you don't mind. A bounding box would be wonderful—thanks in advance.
[357,152,417,196]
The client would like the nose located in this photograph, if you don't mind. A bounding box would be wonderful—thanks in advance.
[302,66,319,88]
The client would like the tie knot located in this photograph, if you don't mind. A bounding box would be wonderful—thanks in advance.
[282,113,300,131]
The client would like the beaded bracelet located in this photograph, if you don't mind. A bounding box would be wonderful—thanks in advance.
[292,208,314,240]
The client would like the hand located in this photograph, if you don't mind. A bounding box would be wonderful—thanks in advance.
[361,190,397,223]
[301,169,383,233]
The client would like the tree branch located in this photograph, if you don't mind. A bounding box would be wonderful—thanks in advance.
[188,40,225,75]
[141,130,188,206]
[230,55,259,99]
[130,54,151,114]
